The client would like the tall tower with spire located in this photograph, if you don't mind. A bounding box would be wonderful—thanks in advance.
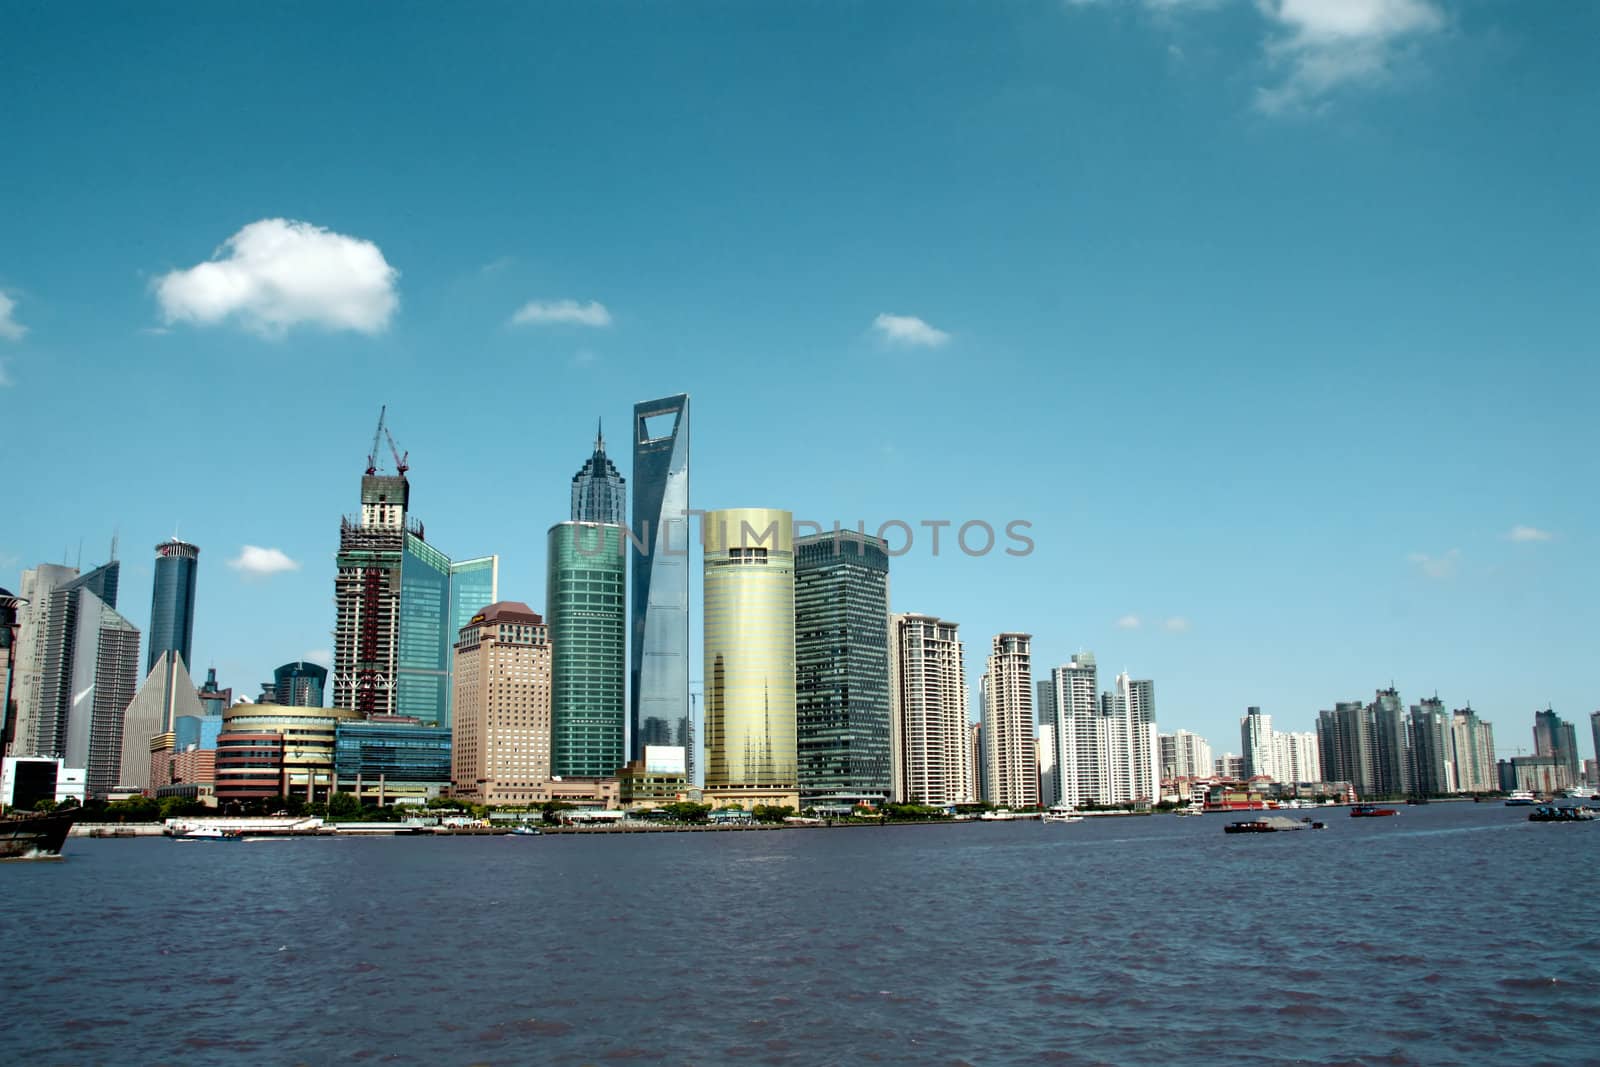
[570,419,626,525]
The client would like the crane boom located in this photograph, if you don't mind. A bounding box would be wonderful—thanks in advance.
[384,425,409,476]
[365,405,387,475]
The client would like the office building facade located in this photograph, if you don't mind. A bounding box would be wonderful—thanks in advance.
[451,601,554,805]
[119,651,205,792]
[273,661,327,708]
[793,531,892,804]
[147,539,199,674]
[334,718,452,805]
[629,393,691,774]
[571,420,627,526]
[889,614,969,806]
[701,508,798,809]
[1533,708,1580,786]
[547,522,627,778]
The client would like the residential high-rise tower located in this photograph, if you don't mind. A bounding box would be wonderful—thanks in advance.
[889,614,969,806]
[983,633,1037,809]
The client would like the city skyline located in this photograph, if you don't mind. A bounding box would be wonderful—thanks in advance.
[2,5,1595,760]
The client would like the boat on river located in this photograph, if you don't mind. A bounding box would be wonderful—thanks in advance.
[1528,805,1595,823]
[0,808,78,859]
[1349,805,1398,817]
[1224,816,1325,834]
[173,827,245,841]
[1042,805,1083,824]
[1504,790,1536,806]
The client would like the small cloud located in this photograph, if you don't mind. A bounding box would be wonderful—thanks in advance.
[1507,525,1552,543]
[510,299,612,328]
[871,313,950,348]
[1163,616,1191,633]
[154,218,399,337]
[1255,0,1446,114]
[1115,614,1142,630]
[139,326,172,337]
[302,649,332,666]
[479,256,515,275]
[228,545,301,577]
[1407,549,1460,580]
[0,291,26,341]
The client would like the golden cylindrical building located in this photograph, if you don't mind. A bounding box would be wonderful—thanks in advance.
[702,508,798,809]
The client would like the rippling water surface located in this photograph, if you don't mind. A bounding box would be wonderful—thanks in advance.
[3,803,1595,1065]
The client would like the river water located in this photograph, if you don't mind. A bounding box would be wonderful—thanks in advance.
[2,803,1595,1065]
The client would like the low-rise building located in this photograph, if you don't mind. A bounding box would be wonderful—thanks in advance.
[335,718,452,806]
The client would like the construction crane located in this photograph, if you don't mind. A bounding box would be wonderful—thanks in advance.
[365,405,387,476]
[384,423,409,476]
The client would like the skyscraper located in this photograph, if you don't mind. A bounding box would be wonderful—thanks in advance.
[571,420,626,526]
[983,633,1037,810]
[0,589,23,759]
[451,601,552,805]
[1450,707,1496,793]
[889,613,969,806]
[793,531,892,805]
[702,508,797,809]
[331,416,491,729]
[273,661,328,707]
[23,561,140,797]
[1318,700,1376,796]
[196,667,232,718]
[547,522,626,778]
[1532,708,1580,786]
[1408,697,1454,796]
[630,393,691,776]
[1591,712,1599,782]
[1113,673,1158,804]
[1048,653,1105,808]
[1369,687,1410,797]
[147,538,199,674]
[1240,706,1275,780]
[12,563,84,758]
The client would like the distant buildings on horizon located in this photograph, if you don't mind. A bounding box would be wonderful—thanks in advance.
[2,395,1597,813]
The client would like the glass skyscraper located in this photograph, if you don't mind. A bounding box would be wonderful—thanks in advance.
[702,508,797,807]
[794,531,892,803]
[396,533,451,725]
[147,538,199,674]
[547,522,626,778]
[273,661,328,707]
[449,557,500,640]
[629,393,691,776]
[571,421,626,526]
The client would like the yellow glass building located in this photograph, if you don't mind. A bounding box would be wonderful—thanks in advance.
[702,508,798,809]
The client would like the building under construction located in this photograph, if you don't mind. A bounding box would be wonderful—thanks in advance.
[331,410,498,729]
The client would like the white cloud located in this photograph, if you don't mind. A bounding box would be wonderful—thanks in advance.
[303,649,332,666]
[228,545,301,576]
[154,218,399,337]
[1507,525,1553,543]
[510,299,612,328]
[1116,614,1142,629]
[1255,0,1445,113]
[1407,548,1459,580]
[1163,616,1191,633]
[871,313,950,348]
[0,292,26,341]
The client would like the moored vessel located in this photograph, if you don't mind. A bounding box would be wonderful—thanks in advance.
[0,808,78,859]
[1042,805,1083,824]
[1349,804,1398,817]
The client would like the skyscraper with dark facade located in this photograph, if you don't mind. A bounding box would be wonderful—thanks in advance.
[629,394,691,777]
[1368,687,1410,797]
[571,420,626,526]
[1532,708,1580,786]
[274,661,328,707]
[794,531,891,804]
[148,539,199,674]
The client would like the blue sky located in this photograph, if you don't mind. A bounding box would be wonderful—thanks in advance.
[2,1,1595,762]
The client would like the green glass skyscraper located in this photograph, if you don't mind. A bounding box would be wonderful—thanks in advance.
[547,522,627,778]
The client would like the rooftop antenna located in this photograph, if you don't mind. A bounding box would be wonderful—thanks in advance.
[75,538,82,569]
[596,417,605,452]
[109,530,119,562]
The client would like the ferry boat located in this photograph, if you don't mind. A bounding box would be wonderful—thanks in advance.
[0,808,78,859]
[1349,804,1398,818]
[172,827,244,841]
[510,824,543,836]
[1504,790,1536,806]
[1042,805,1083,824]
[979,809,1021,821]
